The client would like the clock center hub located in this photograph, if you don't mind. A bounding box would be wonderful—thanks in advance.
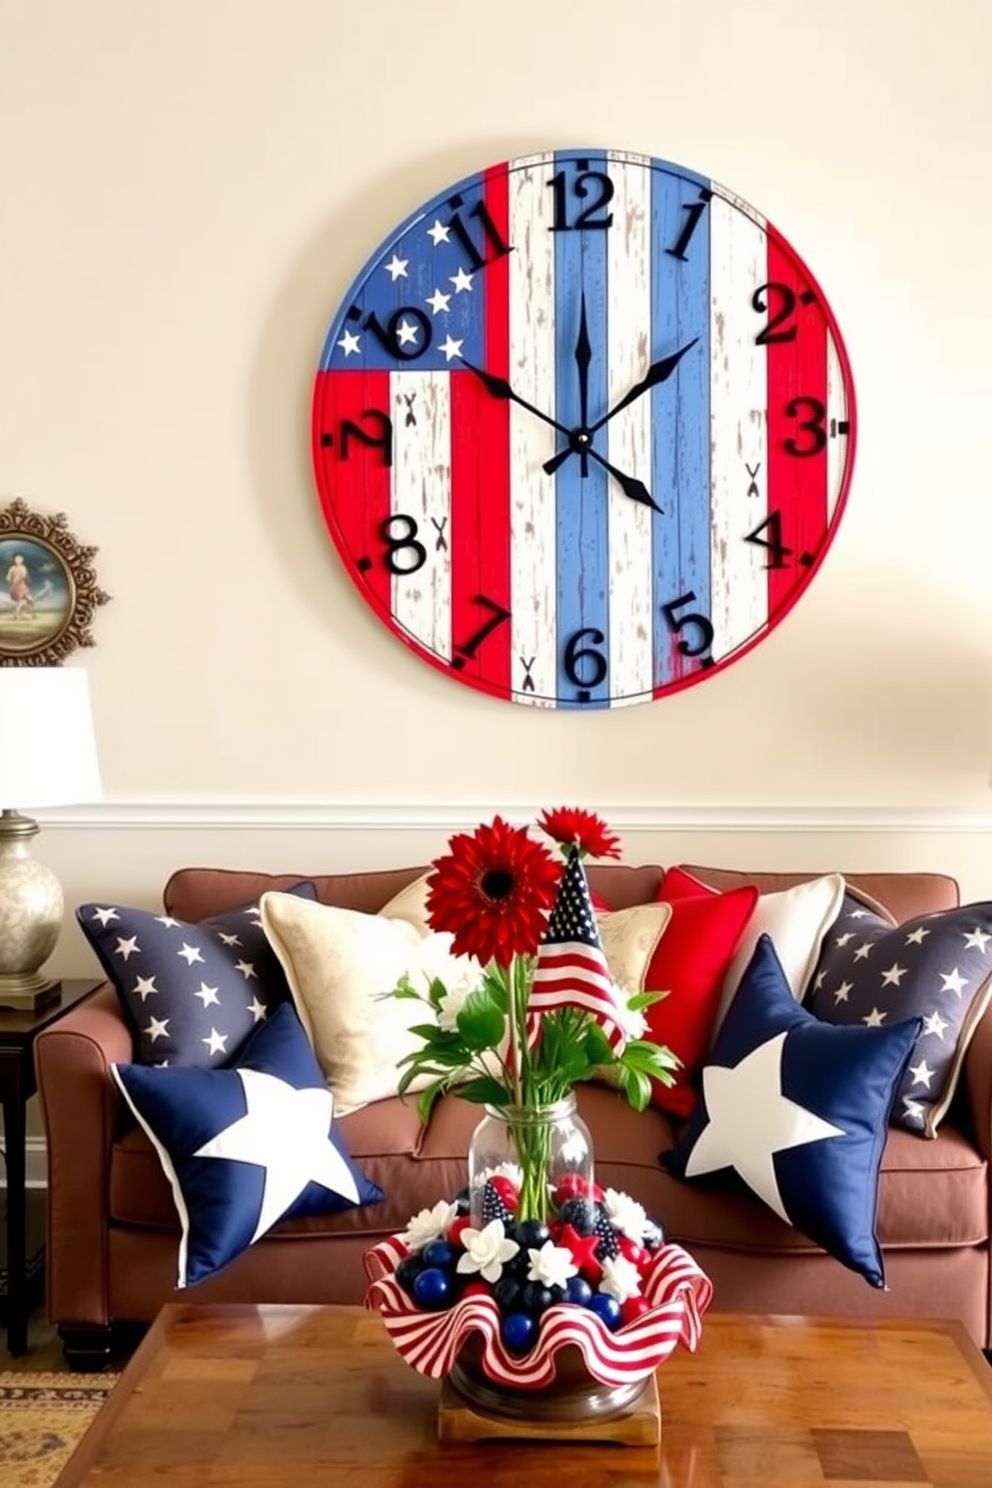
[569,427,594,453]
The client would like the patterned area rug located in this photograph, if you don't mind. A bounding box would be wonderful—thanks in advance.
[0,1372,118,1487]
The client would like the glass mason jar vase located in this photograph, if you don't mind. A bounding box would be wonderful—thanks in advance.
[467,1093,593,1226]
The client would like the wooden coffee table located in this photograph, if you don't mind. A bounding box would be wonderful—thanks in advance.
[56,1304,992,1486]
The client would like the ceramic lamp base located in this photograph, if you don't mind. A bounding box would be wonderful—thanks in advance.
[0,810,63,1008]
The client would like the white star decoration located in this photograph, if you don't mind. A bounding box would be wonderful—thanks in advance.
[384,253,408,280]
[922,1010,948,1039]
[194,1071,358,1241]
[833,980,854,1004]
[426,287,451,314]
[146,1016,170,1042]
[862,1007,887,1027]
[940,968,968,997]
[202,1028,228,1057]
[449,266,473,293]
[880,962,907,987]
[905,926,930,946]
[439,334,463,361]
[91,906,119,927]
[336,329,360,357]
[427,219,450,245]
[853,943,873,962]
[155,916,181,929]
[115,936,140,961]
[235,960,258,981]
[686,1032,844,1222]
[908,1058,934,1088]
[963,928,991,952]
[132,975,158,1002]
[177,943,204,966]
[194,982,220,1008]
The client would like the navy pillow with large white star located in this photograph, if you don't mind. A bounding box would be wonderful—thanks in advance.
[806,892,992,1137]
[110,1000,384,1288]
[662,934,920,1287]
[77,881,318,1067]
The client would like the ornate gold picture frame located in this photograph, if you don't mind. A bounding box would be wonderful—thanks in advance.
[0,497,110,665]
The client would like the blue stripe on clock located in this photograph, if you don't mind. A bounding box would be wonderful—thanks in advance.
[554,149,611,710]
[651,167,712,687]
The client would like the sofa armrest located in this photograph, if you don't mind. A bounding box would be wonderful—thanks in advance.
[34,983,133,1327]
[963,999,992,1163]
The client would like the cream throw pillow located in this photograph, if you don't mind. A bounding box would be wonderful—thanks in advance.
[259,892,484,1115]
[709,872,846,1044]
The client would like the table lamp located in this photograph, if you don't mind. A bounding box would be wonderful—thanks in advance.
[0,667,102,1009]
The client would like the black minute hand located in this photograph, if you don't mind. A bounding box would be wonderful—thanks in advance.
[590,338,699,432]
[575,293,592,472]
[460,359,569,437]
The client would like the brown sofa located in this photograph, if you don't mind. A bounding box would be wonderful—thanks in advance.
[35,861,992,1370]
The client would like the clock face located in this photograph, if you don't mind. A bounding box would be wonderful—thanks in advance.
[312,149,856,709]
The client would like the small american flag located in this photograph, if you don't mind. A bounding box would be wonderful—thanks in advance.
[525,847,627,1053]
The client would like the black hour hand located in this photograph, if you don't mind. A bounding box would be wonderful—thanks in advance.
[460,359,568,437]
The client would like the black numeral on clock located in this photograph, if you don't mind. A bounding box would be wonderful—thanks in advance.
[452,595,511,669]
[662,592,714,660]
[329,408,393,466]
[564,626,608,691]
[785,396,827,457]
[666,188,712,261]
[752,283,816,345]
[379,514,427,576]
[446,194,513,270]
[362,307,432,361]
[744,511,793,569]
[548,168,615,231]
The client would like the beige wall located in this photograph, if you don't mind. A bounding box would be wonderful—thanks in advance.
[1,0,992,1002]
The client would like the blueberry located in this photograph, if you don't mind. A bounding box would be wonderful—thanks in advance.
[504,1248,530,1280]
[421,1239,456,1270]
[394,1255,425,1297]
[493,1276,523,1313]
[566,1275,593,1306]
[589,1293,622,1330]
[412,1266,454,1310]
[454,1185,471,1215]
[559,1197,597,1235]
[501,1312,537,1355]
[521,1282,554,1314]
[547,1284,567,1306]
[513,1219,551,1251]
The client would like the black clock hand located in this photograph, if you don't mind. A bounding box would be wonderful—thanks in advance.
[574,293,592,475]
[460,359,570,438]
[585,447,661,512]
[589,338,699,432]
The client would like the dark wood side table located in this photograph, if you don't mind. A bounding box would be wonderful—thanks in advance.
[0,978,102,1356]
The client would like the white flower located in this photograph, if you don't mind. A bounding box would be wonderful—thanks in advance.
[603,1187,648,1241]
[436,983,473,1033]
[617,998,648,1041]
[527,1240,578,1291]
[598,1253,642,1304]
[456,1219,520,1284]
[400,1199,457,1250]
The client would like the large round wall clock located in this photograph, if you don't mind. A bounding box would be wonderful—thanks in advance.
[312,149,856,709]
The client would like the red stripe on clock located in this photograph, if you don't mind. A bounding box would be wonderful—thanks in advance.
[449,164,512,697]
[312,369,393,622]
[765,229,828,620]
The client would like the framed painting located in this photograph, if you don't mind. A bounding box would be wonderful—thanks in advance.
[0,497,110,665]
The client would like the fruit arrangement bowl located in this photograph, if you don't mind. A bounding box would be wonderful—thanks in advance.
[363,1177,712,1397]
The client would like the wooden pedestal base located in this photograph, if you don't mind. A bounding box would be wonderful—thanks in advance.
[437,1370,660,1445]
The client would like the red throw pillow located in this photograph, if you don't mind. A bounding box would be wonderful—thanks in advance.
[642,870,758,1117]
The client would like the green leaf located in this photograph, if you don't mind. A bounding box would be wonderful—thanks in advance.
[416,1077,448,1125]
[616,1063,651,1112]
[454,1076,511,1105]
[581,1022,614,1067]
[455,987,506,1052]
[627,988,670,1011]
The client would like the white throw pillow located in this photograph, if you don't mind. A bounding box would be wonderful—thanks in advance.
[258,892,484,1114]
[708,873,845,1044]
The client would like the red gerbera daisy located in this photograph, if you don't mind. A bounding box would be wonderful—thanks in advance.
[537,806,622,861]
[425,815,562,967]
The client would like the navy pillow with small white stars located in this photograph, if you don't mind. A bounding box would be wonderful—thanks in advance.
[77,882,319,1069]
[805,892,992,1138]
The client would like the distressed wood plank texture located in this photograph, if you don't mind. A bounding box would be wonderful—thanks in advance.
[55,1307,992,1487]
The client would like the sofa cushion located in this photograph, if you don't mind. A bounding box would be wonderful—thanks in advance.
[598,882,759,1118]
[664,867,845,1045]
[807,892,992,1138]
[109,1002,383,1287]
[662,934,920,1287]
[680,865,960,927]
[77,882,318,1067]
[257,891,485,1114]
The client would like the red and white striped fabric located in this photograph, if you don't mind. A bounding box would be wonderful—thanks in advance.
[363,1235,712,1388]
